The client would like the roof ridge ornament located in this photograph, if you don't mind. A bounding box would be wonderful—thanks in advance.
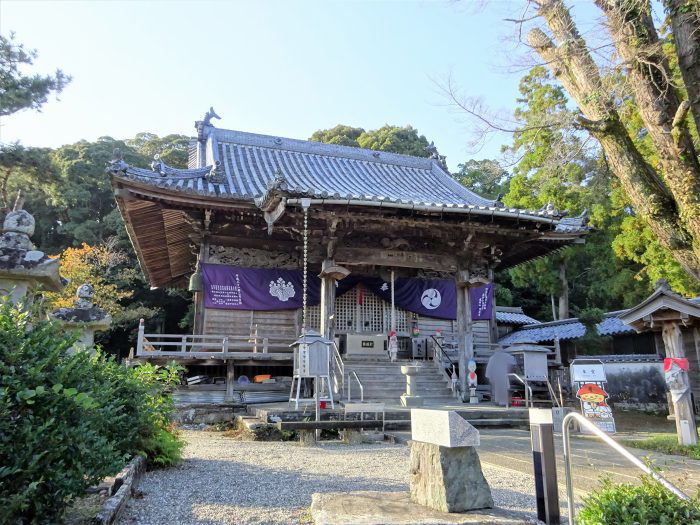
[205,161,223,184]
[195,107,221,142]
[106,148,129,175]
[428,141,449,172]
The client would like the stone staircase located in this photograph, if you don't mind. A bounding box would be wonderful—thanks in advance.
[340,358,456,405]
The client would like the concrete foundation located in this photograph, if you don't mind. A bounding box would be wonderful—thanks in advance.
[310,491,539,525]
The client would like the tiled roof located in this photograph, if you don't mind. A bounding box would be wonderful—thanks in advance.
[495,310,540,325]
[107,124,590,229]
[499,313,636,344]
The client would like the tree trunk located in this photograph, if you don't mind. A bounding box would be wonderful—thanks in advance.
[529,0,700,280]
[558,263,569,320]
[666,0,700,136]
[596,0,700,267]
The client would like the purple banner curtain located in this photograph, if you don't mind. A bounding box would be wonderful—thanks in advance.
[202,263,321,310]
[469,283,494,320]
[203,264,462,320]
[360,277,457,320]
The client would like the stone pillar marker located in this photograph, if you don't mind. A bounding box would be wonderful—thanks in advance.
[50,283,112,352]
[0,199,63,303]
[400,364,425,407]
[409,408,493,513]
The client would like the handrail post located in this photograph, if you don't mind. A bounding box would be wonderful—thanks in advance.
[181,335,187,353]
[263,337,269,354]
[222,336,229,355]
[137,319,144,356]
[562,412,690,524]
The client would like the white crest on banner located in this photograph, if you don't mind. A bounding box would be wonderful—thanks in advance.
[380,282,389,291]
[421,288,441,309]
[269,278,296,302]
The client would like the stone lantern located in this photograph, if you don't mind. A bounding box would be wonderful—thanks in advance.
[0,203,63,303]
[49,283,112,353]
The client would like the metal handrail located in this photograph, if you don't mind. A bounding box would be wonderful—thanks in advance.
[331,342,344,394]
[562,412,690,524]
[430,335,457,368]
[348,370,364,402]
[508,373,531,407]
[546,380,561,408]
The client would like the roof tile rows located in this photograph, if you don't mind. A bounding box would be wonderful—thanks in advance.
[498,314,636,344]
[108,125,589,230]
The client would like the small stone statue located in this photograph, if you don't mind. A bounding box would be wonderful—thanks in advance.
[50,283,111,353]
[75,283,95,310]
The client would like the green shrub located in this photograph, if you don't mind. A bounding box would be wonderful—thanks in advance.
[139,426,185,468]
[0,303,183,523]
[577,475,700,525]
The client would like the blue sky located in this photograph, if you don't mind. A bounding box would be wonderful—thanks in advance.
[1,0,597,171]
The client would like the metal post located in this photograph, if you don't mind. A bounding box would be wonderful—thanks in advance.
[390,270,395,333]
[530,408,560,525]
[315,374,321,441]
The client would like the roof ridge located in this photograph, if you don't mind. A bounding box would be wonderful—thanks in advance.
[211,126,439,170]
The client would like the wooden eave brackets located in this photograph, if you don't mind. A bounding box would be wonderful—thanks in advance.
[263,198,286,235]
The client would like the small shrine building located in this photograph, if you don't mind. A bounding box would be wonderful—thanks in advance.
[108,111,588,396]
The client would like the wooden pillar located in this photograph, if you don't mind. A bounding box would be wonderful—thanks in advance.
[455,270,474,401]
[225,359,235,402]
[320,259,336,341]
[192,239,208,335]
[662,321,698,446]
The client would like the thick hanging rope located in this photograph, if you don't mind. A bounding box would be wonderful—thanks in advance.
[302,203,309,333]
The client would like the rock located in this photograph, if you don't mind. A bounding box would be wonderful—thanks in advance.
[24,250,44,262]
[409,441,493,513]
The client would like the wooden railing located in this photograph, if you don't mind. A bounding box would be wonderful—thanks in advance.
[136,319,293,359]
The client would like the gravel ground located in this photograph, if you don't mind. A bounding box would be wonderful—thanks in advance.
[118,430,552,525]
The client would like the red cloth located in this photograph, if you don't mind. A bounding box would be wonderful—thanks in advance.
[664,358,689,372]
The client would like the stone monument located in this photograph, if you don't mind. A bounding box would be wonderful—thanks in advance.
[0,199,63,303]
[410,409,493,512]
[49,283,112,353]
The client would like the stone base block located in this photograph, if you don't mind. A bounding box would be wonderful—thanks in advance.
[310,491,538,525]
[410,441,493,512]
[299,430,316,446]
[401,394,424,407]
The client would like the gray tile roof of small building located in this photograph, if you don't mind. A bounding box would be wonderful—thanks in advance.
[498,312,636,344]
[107,124,590,229]
[495,309,540,325]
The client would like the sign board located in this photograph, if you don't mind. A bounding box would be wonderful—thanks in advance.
[570,359,607,383]
[570,359,616,434]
